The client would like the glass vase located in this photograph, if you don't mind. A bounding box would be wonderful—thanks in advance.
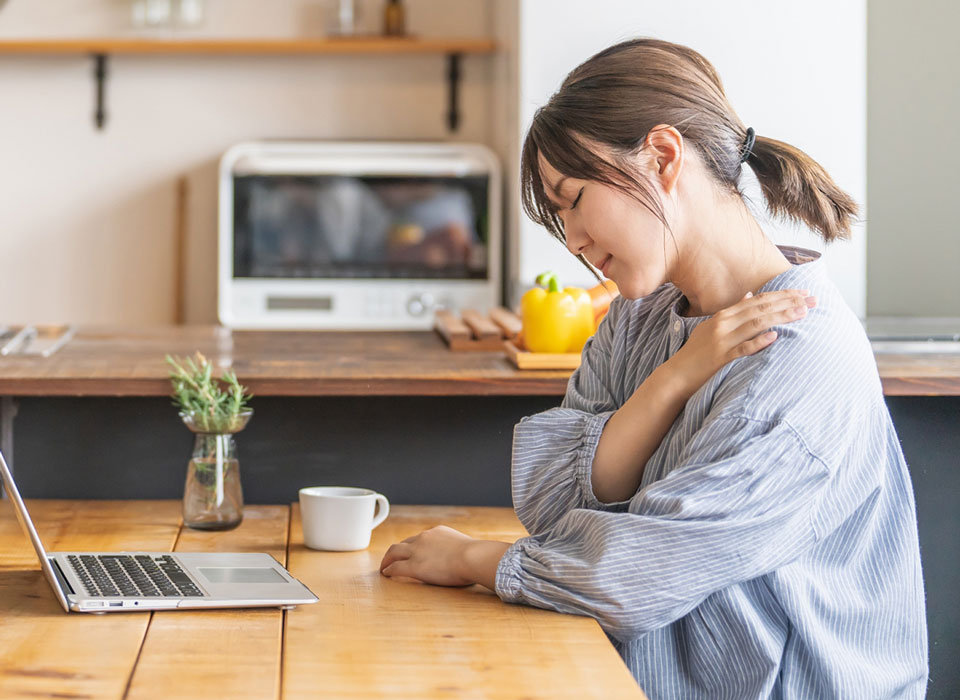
[180,409,252,531]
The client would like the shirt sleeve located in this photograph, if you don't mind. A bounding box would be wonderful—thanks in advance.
[511,304,629,536]
[496,414,831,643]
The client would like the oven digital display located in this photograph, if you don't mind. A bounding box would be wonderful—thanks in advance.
[232,175,489,280]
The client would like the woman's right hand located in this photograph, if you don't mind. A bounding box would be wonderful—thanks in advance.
[667,289,817,398]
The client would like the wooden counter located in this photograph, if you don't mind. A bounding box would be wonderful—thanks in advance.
[0,500,645,699]
[0,325,958,397]
[0,326,570,397]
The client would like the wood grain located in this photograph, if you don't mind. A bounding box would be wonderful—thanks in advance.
[125,505,290,700]
[874,352,960,395]
[460,309,501,340]
[0,500,181,700]
[488,307,522,339]
[0,326,572,396]
[0,326,956,397]
[282,504,646,699]
[174,177,188,325]
[504,339,582,370]
[433,309,471,345]
[0,501,646,699]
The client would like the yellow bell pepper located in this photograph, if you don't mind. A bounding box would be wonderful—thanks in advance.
[521,271,595,353]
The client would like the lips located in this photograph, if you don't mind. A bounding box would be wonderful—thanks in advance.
[597,255,612,275]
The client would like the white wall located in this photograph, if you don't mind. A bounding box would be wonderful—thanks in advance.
[508,0,867,318]
[0,0,498,325]
[0,0,884,324]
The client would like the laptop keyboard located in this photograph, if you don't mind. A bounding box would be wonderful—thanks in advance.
[66,554,205,598]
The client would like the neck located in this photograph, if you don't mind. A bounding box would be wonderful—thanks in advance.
[670,197,792,317]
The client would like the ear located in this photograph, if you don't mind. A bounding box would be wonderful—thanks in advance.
[644,125,684,195]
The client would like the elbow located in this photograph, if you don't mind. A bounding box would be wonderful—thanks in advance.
[597,608,650,644]
[510,478,571,537]
[512,499,554,538]
[593,598,675,644]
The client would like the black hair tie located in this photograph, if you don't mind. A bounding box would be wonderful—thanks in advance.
[740,127,756,164]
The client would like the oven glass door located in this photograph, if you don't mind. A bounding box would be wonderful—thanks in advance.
[232,174,489,281]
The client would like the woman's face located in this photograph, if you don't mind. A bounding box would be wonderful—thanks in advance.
[537,152,673,300]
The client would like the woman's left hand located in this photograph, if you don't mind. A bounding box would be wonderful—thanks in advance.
[380,525,477,586]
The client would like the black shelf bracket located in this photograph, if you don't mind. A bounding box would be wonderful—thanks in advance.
[93,53,108,130]
[446,52,461,132]
[85,50,468,131]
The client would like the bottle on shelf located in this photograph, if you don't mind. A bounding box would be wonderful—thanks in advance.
[176,0,205,28]
[329,0,357,36]
[383,0,406,37]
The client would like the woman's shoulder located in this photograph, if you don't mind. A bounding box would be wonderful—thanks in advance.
[710,280,884,436]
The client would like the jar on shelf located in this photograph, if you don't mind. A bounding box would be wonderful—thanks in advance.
[176,0,205,28]
[384,0,406,37]
[131,0,172,29]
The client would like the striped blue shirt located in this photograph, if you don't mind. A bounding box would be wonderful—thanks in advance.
[495,247,928,699]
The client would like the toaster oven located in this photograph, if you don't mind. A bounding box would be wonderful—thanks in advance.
[218,141,501,329]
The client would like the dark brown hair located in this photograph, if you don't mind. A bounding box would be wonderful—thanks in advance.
[520,38,859,263]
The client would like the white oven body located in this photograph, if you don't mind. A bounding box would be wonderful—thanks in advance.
[218,141,501,330]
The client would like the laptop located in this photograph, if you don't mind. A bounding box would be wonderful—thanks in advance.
[0,449,318,613]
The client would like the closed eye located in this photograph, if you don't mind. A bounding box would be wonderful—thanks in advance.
[570,187,584,210]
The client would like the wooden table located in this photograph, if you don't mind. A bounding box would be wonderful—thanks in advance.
[0,500,645,699]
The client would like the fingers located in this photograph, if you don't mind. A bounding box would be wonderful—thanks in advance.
[702,290,815,362]
[379,542,412,573]
[731,330,779,359]
[725,291,815,339]
[726,307,801,353]
[381,560,421,581]
[725,289,815,323]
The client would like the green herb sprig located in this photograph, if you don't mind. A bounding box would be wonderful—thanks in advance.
[166,352,253,433]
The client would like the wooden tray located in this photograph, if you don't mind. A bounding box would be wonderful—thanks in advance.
[504,340,581,370]
[434,307,522,351]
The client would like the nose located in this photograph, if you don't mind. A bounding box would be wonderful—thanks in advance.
[562,213,589,256]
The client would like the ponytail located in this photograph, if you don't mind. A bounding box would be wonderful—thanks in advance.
[746,135,859,242]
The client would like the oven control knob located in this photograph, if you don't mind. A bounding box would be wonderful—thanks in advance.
[406,293,436,317]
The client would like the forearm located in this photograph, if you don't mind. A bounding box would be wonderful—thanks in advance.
[590,361,697,503]
[460,540,513,591]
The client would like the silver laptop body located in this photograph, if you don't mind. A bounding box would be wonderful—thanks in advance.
[1,449,318,613]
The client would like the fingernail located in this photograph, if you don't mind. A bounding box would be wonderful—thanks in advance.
[805,296,817,306]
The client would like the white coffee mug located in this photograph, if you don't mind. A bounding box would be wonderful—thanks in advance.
[299,486,390,551]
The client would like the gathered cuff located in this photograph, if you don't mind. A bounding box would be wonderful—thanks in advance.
[493,539,527,603]
[575,411,631,510]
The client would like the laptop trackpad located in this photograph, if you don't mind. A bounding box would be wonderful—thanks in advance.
[197,567,287,584]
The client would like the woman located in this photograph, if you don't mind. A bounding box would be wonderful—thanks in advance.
[380,38,927,699]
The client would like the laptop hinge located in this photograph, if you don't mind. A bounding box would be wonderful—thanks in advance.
[50,557,76,596]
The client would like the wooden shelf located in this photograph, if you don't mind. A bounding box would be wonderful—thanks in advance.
[0,37,497,55]
[0,36,496,130]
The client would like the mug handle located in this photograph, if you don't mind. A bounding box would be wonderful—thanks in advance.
[371,494,390,530]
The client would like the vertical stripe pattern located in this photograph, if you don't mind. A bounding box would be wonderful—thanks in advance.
[494,247,928,699]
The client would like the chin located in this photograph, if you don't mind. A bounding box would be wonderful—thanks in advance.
[615,277,662,301]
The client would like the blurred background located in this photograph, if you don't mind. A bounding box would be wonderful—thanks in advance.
[0,0,955,325]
